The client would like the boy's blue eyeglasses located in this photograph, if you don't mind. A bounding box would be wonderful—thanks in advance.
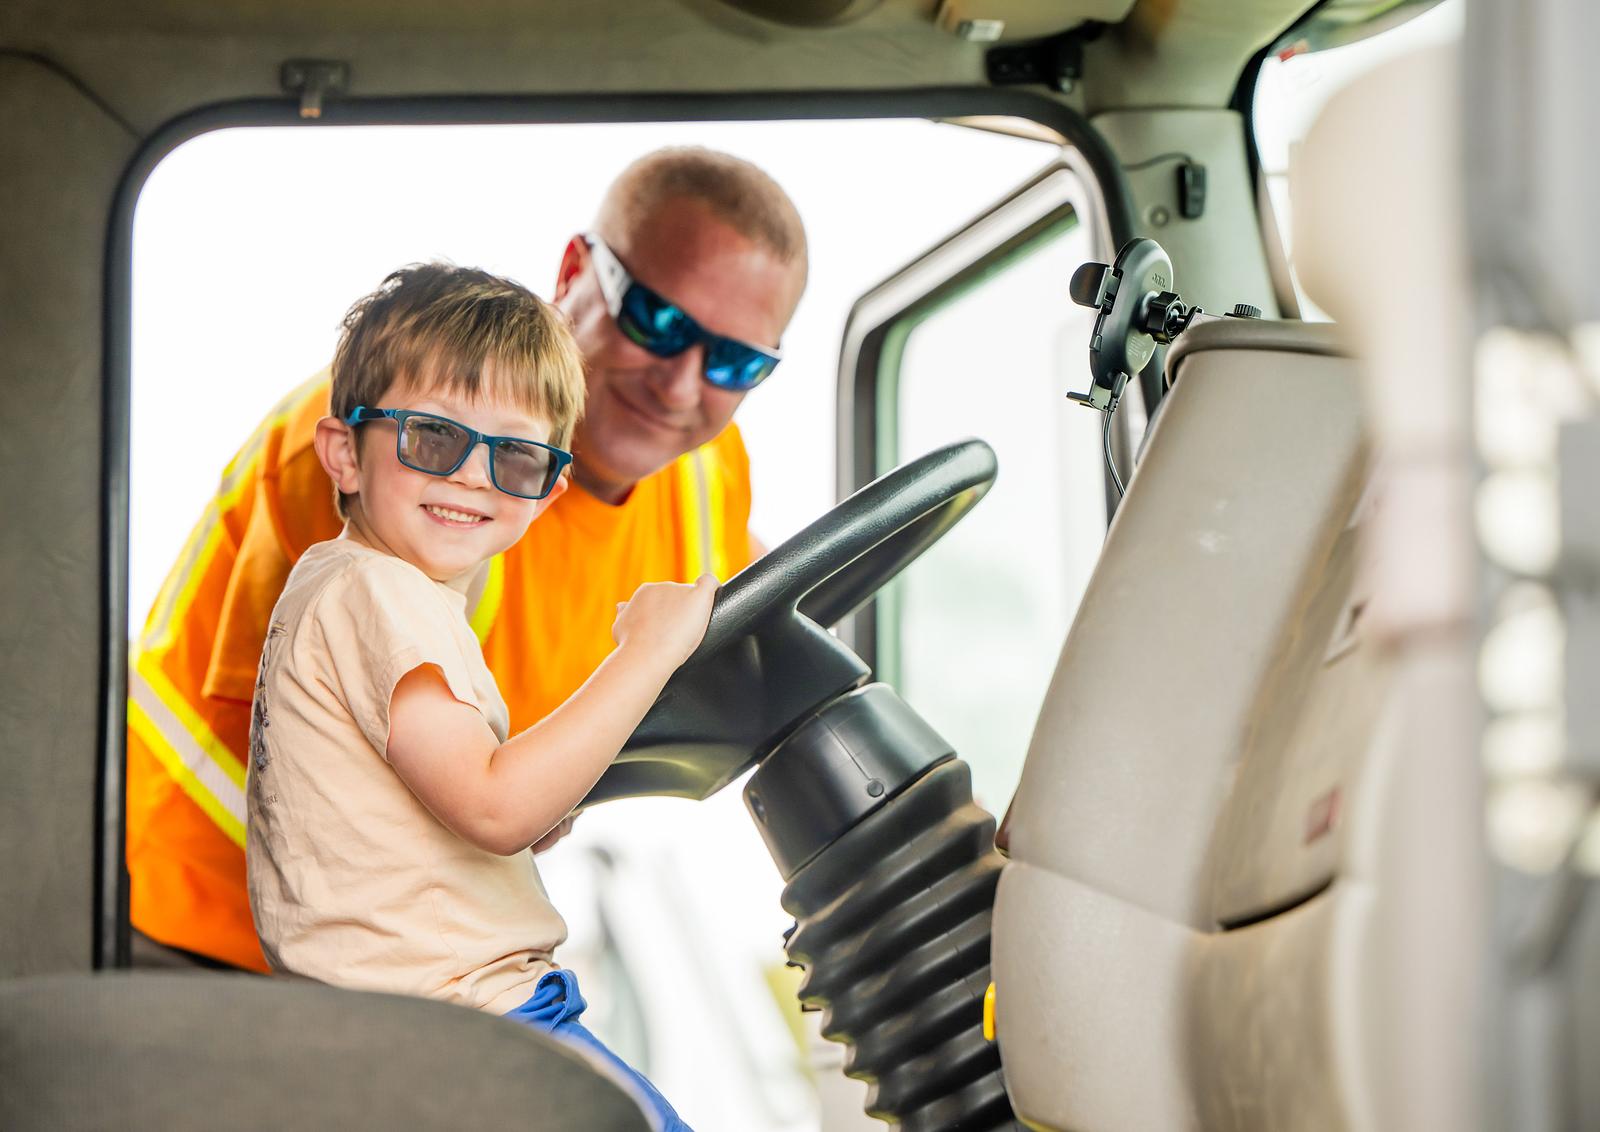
[343,407,573,500]
[584,234,782,392]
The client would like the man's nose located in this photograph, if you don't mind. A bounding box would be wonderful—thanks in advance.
[649,345,704,410]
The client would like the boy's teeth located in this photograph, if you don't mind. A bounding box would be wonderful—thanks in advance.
[425,505,486,523]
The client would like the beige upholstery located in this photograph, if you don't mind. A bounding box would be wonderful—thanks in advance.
[994,319,1377,1130]
[991,44,1481,1132]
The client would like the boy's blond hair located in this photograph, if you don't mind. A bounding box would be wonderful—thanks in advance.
[331,262,586,517]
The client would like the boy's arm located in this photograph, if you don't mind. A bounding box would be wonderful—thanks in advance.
[386,575,716,856]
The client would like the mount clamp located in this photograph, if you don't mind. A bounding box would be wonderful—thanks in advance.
[1067,237,1209,413]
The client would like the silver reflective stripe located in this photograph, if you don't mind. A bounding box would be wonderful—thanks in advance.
[693,448,713,577]
[141,502,220,652]
[129,668,248,830]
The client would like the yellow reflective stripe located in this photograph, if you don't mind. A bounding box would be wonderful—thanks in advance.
[141,508,226,654]
[703,449,730,580]
[128,664,247,848]
[677,444,732,580]
[468,554,505,643]
[128,699,246,850]
[677,450,709,580]
[140,501,222,652]
[129,372,329,848]
[147,417,272,645]
[139,379,317,652]
[133,653,248,790]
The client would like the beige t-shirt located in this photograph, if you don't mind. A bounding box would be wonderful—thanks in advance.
[246,537,567,1015]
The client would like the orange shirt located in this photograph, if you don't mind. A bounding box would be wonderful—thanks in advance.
[127,371,752,970]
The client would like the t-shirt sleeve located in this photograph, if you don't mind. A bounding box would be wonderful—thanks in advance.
[313,557,483,759]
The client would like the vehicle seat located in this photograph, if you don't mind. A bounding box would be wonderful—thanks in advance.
[990,46,1478,1132]
[0,972,654,1131]
[993,314,1381,1130]
[992,39,1478,1125]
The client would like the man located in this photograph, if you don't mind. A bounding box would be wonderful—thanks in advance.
[127,147,808,970]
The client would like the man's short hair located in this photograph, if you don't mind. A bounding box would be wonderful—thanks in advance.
[330,262,586,516]
[595,147,808,283]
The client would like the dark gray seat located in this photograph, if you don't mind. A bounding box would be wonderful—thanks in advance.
[0,973,653,1131]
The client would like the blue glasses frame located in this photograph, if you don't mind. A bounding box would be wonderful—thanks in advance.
[584,233,783,392]
[344,406,573,500]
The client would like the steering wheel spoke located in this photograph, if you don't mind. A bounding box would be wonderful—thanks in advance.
[581,437,997,807]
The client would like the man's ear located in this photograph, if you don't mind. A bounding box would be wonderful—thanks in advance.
[529,470,570,520]
[314,415,363,497]
[552,235,587,303]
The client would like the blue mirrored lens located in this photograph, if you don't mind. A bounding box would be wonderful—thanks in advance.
[619,284,696,356]
[704,338,779,391]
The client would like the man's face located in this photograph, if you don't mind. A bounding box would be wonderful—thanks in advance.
[555,196,804,502]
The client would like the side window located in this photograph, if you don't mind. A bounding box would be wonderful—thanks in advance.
[840,164,1108,814]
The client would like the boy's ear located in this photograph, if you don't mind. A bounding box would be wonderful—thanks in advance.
[314,415,363,497]
[552,235,587,303]
[529,471,570,520]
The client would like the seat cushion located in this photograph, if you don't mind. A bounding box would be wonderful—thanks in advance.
[0,973,652,1131]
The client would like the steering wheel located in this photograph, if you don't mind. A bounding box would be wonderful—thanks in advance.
[581,437,998,807]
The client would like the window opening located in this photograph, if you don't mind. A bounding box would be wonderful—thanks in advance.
[131,116,1062,1132]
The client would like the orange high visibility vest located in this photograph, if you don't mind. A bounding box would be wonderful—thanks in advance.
[127,371,753,970]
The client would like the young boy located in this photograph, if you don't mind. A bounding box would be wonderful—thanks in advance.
[246,263,714,1130]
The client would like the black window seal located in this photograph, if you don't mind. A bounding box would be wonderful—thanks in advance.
[831,162,1093,671]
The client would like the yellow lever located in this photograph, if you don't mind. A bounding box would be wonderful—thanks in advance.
[982,981,997,1041]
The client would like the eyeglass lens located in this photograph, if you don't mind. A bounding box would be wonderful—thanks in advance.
[398,415,472,473]
[621,286,696,354]
[619,298,773,392]
[396,415,556,499]
[489,439,556,498]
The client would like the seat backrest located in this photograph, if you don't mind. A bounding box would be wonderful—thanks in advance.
[993,318,1383,1130]
[992,47,1481,1132]
[0,973,654,1131]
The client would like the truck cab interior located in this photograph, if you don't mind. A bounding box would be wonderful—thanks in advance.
[4,0,1598,1129]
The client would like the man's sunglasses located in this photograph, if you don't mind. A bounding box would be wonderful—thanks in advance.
[344,407,572,500]
[584,234,782,392]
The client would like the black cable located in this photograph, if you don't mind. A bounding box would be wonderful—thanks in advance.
[1120,151,1195,173]
[1100,403,1125,499]
[0,49,139,138]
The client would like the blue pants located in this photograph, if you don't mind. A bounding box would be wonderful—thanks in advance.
[505,968,692,1132]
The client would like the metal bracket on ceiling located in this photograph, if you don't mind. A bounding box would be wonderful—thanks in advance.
[280,60,350,120]
[985,21,1103,94]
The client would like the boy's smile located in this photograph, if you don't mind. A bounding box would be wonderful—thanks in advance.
[334,374,566,585]
[421,502,492,527]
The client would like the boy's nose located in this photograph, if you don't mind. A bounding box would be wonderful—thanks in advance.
[448,441,495,489]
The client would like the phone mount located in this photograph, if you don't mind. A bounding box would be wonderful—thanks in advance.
[1067,237,1260,413]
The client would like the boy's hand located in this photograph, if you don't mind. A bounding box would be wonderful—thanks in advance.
[612,574,718,667]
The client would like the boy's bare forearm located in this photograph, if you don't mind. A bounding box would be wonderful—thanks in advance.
[476,642,678,851]
[387,578,714,856]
